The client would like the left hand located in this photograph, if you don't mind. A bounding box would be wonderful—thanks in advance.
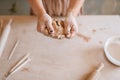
[64,14,78,38]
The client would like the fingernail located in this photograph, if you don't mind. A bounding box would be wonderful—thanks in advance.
[49,30,53,33]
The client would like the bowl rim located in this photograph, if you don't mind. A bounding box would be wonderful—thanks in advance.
[104,36,120,66]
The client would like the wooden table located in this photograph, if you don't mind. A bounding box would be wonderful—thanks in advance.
[0,16,120,80]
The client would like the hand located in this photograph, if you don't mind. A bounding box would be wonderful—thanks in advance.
[64,14,78,38]
[37,14,54,36]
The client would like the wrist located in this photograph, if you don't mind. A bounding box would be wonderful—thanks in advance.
[66,12,75,19]
[66,11,72,17]
[67,8,79,17]
[37,10,46,18]
[66,10,77,17]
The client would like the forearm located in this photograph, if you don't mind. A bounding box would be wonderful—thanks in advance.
[67,0,85,16]
[28,0,46,17]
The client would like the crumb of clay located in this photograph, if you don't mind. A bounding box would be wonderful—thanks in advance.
[99,28,107,31]
[99,28,103,30]
[21,68,30,72]
[92,29,96,33]
[78,23,82,26]
[77,33,91,42]
[99,41,103,44]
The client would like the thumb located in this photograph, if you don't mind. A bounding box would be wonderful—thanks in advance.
[65,24,71,38]
[71,25,78,38]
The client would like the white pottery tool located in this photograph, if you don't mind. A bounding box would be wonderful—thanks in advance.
[0,19,12,58]
[87,63,104,80]
[8,40,19,60]
[4,53,30,80]
[5,58,31,80]
[10,53,30,72]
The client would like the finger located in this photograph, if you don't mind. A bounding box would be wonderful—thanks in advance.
[46,21,54,34]
[51,21,58,37]
[37,23,45,33]
[37,21,49,35]
[70,25,78,38]
[64,18,72,38]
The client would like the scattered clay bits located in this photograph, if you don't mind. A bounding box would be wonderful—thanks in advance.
[21,68,30,72]
[52,20,65,39]
[77,33,91,42]
[44,19,91,41]
[99,41,103,44]
[44,19,65,39]
[92,29,96,33]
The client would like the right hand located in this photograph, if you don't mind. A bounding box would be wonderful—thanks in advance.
[64,14,78,38]
[37,14,54,36]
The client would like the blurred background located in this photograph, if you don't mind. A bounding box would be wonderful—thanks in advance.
[0,0,120,15]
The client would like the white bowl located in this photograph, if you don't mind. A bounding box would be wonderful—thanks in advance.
[104,36,120,66]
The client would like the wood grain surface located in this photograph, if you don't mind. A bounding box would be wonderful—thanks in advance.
[0,16,120,80]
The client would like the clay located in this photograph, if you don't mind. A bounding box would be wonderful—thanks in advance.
[92,29,96,33]
[45,20,91,40]
[52,20,65,39]
[44,19,65,39]
[77,33,91,42]
[21,68,30,72]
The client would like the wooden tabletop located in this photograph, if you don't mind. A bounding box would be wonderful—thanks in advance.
[0,16,120,80]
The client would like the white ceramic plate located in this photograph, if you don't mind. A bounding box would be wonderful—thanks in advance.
[104,36,120,66]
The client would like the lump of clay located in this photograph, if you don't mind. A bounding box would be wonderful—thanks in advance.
[44,19,65,39]
[52,20,65,39]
